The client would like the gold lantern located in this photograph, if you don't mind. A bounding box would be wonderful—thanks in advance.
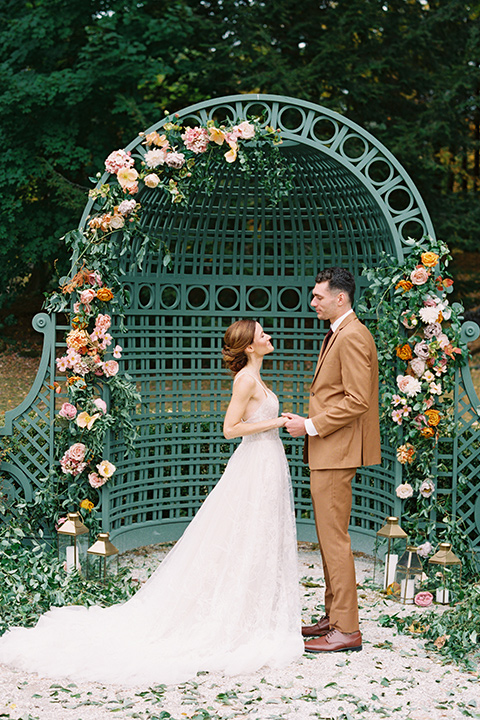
[395,546,423,604]
[374,516,408,592]
[428,542,462,604]
[57,512,89,573]
[87,532,119,581]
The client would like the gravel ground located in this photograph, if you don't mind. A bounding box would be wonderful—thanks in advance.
[1,542,479,720]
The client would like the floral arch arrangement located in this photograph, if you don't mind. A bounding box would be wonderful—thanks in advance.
[42,114,291,532]
[359,235,471,558]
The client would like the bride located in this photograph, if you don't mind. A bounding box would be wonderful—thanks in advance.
[0,319,303,686]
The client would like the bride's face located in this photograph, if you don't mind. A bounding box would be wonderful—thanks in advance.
[250,322,274,357]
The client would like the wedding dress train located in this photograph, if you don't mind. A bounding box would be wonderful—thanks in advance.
[0,389,303,686]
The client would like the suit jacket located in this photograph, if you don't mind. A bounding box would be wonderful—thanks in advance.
[304,312,381,470]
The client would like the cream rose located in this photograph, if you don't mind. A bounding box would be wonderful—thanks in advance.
[97,460,116,478]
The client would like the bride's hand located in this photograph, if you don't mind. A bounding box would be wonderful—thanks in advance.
[277,416,288,428]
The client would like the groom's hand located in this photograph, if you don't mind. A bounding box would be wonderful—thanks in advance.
[282,413,307,437]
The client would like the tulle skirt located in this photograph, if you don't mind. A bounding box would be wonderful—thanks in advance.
[0,432,303,686]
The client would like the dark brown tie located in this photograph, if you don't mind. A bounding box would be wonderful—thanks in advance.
[321,328,333,356]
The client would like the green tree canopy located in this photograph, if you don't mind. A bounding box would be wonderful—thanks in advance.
[1,0,479,308]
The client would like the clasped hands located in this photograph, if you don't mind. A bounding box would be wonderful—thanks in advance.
[281,412,307,438]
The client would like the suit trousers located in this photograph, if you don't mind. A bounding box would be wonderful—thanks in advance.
[310,467,359,633]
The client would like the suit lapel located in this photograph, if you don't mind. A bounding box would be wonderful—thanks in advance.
[311,312,357,386]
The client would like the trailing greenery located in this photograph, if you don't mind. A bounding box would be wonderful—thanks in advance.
[0,501,139,635]
[378,583,480,670]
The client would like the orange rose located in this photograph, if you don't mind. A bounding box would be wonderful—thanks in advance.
[80,499,94,512]
[425,409,441,427]
[421,251,439,268]
[395,279,414,293]
[97,287,114,302]
[396,344,412,361]
[420,426,435,438]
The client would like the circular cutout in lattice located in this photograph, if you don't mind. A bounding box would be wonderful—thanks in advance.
[216,286,240,311]
[138,285,154,309]
[399,218,426,242]
[246,287,271,311]
[160,285,180,309]
[209,104,236,125]
[187,286,209,310]
[181,113,204,129]
[277,106,306,133]
[365,158,395,186]
[244,102,271,125]
[340,134,369,162]
[385,186,414,214]
[310,117,339,144]
[278,287,302,311]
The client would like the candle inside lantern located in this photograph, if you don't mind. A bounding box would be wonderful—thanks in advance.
[66,546,76,572]
[383,553,398,590]
[436,587,449,604]
[400,578,415,603]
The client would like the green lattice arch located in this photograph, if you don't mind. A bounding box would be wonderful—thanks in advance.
[2,94,479,558]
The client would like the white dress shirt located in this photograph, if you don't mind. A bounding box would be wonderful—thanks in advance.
[304,309,354,436]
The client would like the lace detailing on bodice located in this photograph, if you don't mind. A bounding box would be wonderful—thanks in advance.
[243,391,280,443]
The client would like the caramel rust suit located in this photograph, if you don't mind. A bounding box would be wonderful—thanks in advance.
[305,312,381,633]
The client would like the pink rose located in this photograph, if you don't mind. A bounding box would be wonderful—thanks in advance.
[88,271,102,287]
[409,358,426,377]
[79,289,96,305]
[68,442,86,462]
[410,266,430,285]
[93,398,107,414]
[235,121,256,139]
[103,360,119,377]
[59,403,77,420]
[88,472,107,489]
[414,591,433,607]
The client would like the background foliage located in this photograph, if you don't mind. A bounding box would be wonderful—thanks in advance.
[1,0,480,311]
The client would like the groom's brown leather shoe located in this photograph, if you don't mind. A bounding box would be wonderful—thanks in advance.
[304,628,362,653]
[301,615,330,637]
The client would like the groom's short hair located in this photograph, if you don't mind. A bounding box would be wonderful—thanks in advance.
[315,267,355,306]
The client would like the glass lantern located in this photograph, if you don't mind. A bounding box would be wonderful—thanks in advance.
[375,516,408,592]
[57,512,89,573]
[428,542,462,604]
[87,532,119,582]
[395,546,423,604]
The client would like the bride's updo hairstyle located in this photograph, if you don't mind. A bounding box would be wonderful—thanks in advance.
[222,319,256,374]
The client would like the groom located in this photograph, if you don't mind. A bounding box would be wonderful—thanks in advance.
[284,267,381,653]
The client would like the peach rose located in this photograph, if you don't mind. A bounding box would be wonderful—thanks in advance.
[103,360,119,377]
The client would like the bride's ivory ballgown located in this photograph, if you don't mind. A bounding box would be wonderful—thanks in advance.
[0,386,303,686]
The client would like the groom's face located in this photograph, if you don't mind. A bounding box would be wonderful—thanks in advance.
[311,281,342,323]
